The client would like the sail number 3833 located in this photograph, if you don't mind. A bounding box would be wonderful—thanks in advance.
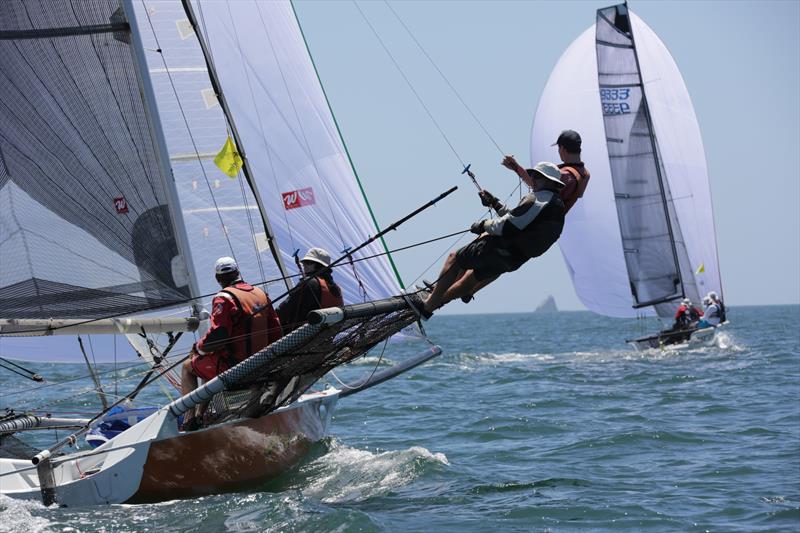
[600,87,631,116]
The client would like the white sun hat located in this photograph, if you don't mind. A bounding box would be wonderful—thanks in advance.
[301,247,333,268]
[526,161,565,189]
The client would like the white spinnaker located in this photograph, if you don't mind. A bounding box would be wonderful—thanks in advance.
[631,12,721,301]
[531,11,720,318]
[192,0,403,303]
[531,26,641,318]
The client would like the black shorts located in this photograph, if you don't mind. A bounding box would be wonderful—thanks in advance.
[455,236,527,281]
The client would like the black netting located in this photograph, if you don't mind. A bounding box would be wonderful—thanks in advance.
[204,295,425,425]
[0,278,184,319]
[0,0,189,319]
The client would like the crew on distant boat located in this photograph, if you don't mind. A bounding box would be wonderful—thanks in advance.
[552,129,591,213]
[697,296,722,328]
[181,257,282,430]
[421,161,566,315]
[277,247,344,333]
[707,291,726,322]
[673,297,703,329]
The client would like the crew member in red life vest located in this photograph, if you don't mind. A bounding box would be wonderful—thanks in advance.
[181,256,281,430]
[277,248,344,334]
[489,130,589,217]
[552,129,590,213]
[673,297,703,329]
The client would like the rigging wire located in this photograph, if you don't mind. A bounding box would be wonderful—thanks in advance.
[0,355,43,382]
[350,0,530,287]
[0,360,41,382]
[382,0,505,156]
[1,360,154,400]
[352,0,466,169]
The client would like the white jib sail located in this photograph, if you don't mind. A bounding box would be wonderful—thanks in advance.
[134,0,403,305]
[188,0,404,303]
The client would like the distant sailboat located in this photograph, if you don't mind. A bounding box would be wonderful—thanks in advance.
[534,295,558,314]
[0,0,441,506]
[531,3,725,349]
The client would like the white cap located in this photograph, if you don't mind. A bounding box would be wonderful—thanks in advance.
[526,162,565,189]
[681,298,692,306]
[707,291,718,300]
[301,247,332,268]
[214,256,239,275]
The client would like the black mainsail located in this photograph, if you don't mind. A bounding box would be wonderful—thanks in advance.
[595,4,696,313]
[0,0,196,320]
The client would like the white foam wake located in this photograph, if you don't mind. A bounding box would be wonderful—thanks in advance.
[0,495,53,533]
[301,441,448,503]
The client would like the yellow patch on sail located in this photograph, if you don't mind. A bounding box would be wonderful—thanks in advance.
[214,136,243,178]
[695,263,705,274]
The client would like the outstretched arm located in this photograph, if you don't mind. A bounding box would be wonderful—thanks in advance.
[502,155,534,188]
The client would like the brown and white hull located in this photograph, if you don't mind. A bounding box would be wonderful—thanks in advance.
[0,389,339,506]
[129,389,338,503]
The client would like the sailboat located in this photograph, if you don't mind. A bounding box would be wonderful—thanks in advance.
[0,0,441,506]
[531,2,726,350]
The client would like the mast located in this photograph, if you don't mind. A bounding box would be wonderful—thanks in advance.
[178,0,293,291]
[123,0,203,312]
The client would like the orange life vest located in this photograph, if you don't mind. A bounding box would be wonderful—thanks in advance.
[317,277,343,308]
[219,285,271,363]
[560,165,590,212]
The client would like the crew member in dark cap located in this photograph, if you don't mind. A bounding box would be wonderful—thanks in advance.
[552,129,590,214]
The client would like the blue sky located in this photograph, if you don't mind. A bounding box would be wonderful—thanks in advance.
[293,0,800,314]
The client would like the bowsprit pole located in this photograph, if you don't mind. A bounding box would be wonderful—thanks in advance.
[271,186,459,305]
[462,164,482,191]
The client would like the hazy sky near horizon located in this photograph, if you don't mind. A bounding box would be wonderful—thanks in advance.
[293,0,800,314]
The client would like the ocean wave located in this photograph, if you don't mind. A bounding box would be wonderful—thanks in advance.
[444,352,555,369]
[468,477,591,495]
[0,496,52,533]
[300,440,448,504]
[344,355,395,367]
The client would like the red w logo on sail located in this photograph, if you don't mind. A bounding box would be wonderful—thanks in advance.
[113,196,129,214]
[282,187,315,210]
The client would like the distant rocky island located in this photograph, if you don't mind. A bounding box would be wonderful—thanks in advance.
[534,295,558,313]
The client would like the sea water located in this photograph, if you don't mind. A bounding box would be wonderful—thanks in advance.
[1,305,798,532]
